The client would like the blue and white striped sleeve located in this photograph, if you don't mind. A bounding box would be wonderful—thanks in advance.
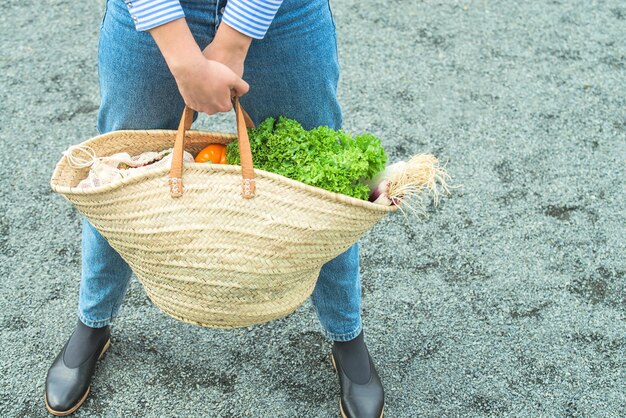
[124,0,185,32]
[222,0,284,39]
[124,0,283,39]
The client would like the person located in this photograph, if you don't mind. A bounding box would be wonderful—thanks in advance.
[44,0,385,417]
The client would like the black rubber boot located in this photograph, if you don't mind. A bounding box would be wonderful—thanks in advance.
[44,320,111,416]
[331,331,384,418]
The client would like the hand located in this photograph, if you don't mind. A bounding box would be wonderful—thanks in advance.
[203,22,253,78]
[149,18,249,115]
[172,55,249,114]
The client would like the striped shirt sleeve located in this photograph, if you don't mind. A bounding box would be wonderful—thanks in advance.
[124,0,283,39]
[124,0,185,32]
[222,0,284,39]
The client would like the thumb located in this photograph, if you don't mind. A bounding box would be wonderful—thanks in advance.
[231,76,250,97]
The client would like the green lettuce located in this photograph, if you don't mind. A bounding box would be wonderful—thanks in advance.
[226,117,387,199]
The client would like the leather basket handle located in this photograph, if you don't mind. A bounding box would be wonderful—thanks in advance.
[169,97,256,199]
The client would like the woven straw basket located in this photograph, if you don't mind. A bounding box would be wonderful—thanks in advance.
[50,99,396,328]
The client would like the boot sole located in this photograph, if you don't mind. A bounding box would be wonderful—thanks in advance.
[44,338,111,416]
[331,354,384,418]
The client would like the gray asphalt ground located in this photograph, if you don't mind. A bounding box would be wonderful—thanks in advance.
[1,0,625,416]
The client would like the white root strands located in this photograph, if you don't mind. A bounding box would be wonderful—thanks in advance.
[386,154,450,215]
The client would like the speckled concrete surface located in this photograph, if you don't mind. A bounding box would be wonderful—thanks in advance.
[0,0,625,417]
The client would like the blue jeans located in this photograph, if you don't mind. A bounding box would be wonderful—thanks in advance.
[79,0,362,341]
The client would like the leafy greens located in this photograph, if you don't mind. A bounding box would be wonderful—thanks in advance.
[226,117,387,199]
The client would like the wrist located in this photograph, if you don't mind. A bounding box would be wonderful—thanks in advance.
[149,18,205,78]
[168,48,205,79]
[213,22,252,58]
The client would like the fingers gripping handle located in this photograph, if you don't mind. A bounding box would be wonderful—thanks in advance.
[168,98,256,199]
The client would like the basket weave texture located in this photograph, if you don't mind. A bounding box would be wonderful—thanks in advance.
[50,105,395,328]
